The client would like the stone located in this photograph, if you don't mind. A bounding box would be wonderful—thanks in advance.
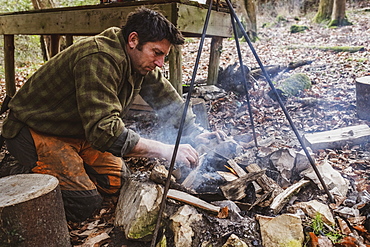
[290,200,335,225]
[269,148,296,187]
[222,234,249,247]
[257,214,304,247]
[170,205,203,247]
[301,159,349,197]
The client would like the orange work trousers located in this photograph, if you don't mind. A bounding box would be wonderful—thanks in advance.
[28,129,131,221]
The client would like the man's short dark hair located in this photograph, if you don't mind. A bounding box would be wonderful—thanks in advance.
[122,7,185,46]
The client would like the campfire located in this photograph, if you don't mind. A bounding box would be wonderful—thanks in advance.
[108,104,370,247]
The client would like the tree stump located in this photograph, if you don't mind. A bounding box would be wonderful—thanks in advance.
[0,174,71,247]
[356,76,370,120]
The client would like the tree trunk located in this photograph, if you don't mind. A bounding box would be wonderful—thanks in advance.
[329,0,350,26]
[0,174,71,247]
[31,0,57,61]
[313,0,334,23]
[233,0,258,41]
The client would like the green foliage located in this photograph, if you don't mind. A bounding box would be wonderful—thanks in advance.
[310,213,343,244]
[0,0,32,13]
[311,214,324,235]
[58,0,98,7]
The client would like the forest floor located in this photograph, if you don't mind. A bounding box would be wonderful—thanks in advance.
[0,2,370,247]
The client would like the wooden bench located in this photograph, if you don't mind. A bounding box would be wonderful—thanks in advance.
[0,0,232,97]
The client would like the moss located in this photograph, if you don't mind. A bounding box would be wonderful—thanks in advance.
[280,239,302,247]
[290,24,309,33]
[127,210,159,241]
[317,46,365,52]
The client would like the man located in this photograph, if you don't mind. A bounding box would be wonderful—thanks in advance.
[2,7,213,222]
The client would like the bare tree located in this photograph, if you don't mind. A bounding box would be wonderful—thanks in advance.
[233,0,258,41]
[314,0,351,26]
[31,0,58,61]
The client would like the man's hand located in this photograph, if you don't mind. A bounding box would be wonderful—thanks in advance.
[125,137,199,168]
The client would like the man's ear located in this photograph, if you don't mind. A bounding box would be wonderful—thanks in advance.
[128,32,139,49]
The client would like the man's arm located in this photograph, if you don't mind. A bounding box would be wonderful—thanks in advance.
[125,137,199,168]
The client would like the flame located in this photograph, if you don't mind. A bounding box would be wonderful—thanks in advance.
[224,165,238,176]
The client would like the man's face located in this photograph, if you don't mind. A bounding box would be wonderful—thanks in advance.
[127,32,171,75]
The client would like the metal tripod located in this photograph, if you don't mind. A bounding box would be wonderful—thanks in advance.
[150,1,334,246]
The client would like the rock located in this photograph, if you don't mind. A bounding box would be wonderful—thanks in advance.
[114,177,163,241]
[170,205,203,247]
[257,214,304,247]
[301,159,349,197]
[222,234,249,247]
[269,148,296,187]
[290,200,335,225]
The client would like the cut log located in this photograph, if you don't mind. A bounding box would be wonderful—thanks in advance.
[245,163,283,207]
[167,189,221,214]
[219,170,265,201]
[270,179,311,214]
[302,124,370,151]
[114,178,163,241]
[0,174,71,247]
[356,76,370,120]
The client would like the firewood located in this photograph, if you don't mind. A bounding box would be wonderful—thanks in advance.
[245,163,283,207]
[270,179,311,214]
[167,189,221,213]
[181,154,207,189]
[227,159,247,177]
[302,124,370,151]
[0,174,71,247]
[219,170,265,201]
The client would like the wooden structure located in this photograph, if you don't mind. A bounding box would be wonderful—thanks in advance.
[0,0,232,97]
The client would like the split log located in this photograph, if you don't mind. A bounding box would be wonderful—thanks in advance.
[0,174,71,247]
[167,189,220,214]
[356,76,370,120]
[270,179,311,214]
[302,124,370,151]
[115,178,163,241]
[219,170,265,201]
[245,163,283,207]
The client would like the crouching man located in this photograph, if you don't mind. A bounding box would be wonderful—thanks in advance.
[2,7,218,222]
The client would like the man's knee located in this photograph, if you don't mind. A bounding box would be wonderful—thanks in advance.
[62,190,103,222]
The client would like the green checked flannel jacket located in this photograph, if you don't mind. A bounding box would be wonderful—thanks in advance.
[2,27,199,155]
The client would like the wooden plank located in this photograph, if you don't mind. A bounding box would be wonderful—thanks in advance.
[0,5,170,35]
[176,4,232,37]
[4,35,16,97]
[167,189,220,213]
[302,124,370,151]
[0,3,232,36]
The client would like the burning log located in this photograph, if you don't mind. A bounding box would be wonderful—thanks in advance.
[0,174,71,247]
[219,170,265,201]
[245,163,284,207]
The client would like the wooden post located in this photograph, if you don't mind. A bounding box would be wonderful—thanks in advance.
[66,35,73,47]
[207,37,223,85]
[169,45,183,95]
[0,174,71,247]
[50,34,61,57]
[4,35,16,97]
